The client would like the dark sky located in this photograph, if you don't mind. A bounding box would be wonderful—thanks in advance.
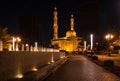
[0,0,119,44]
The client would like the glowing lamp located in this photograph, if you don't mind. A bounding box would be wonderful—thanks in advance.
[15,74,23,79]
[32,67,38,71]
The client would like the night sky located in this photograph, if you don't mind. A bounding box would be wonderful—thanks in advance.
[0,0,119,44]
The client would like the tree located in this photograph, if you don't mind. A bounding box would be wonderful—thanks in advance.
[0,27,12,50]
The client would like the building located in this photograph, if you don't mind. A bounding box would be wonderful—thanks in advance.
[51,7,82,52]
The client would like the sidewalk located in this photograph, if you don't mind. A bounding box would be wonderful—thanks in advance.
[44,55,120,81]
[96,54,120,66]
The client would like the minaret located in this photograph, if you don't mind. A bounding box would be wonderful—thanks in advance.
[70,14,74,31]
[53,7,58,40]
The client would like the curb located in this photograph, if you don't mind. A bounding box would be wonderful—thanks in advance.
[38,57,68,81]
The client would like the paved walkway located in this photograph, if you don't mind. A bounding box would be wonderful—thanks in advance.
[97,54,120,67]
[44,55,120,81]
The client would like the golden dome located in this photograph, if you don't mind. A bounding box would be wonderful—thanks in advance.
[66,30,76,37]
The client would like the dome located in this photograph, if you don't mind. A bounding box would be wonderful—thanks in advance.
[66,30,76,37]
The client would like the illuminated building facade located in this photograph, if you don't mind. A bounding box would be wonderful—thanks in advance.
[51,7,82,52]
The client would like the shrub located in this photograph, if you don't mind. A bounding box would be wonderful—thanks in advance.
[86,54,92,57]
[92,56,98,60]
[103,60,114,67]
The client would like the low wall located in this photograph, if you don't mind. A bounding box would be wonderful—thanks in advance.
[0,51,65,81]
[118,50,120,55]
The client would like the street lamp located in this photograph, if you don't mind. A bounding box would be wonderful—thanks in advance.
[16,37,21,42]
[12,36,21,51]
[105,34,114,56]
[90,34,93,50]
[83,41,87,54]
[90,34,94,55]
[25,44,29,51]
[15,37,21,51]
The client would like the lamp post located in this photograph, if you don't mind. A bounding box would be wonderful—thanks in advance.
[105,34,114,56]
[12,37,15,51]
[15,37,21,51]
[90,34,93,51]
[90,34,94,56]
[83,41,86,51]
[26,44,29,51]
[12,37,21,51]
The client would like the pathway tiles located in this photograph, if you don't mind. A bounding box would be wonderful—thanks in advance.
[43,55,120,81]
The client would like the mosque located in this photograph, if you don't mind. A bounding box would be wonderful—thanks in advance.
[51,7,82,52]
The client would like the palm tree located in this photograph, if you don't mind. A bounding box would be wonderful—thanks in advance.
[0,27,12,50]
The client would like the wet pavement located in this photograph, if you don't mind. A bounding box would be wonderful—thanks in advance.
[43,55,120,81]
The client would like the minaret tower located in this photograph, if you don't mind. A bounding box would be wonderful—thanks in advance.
[70,14,74,31]
[53,7,58,40]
